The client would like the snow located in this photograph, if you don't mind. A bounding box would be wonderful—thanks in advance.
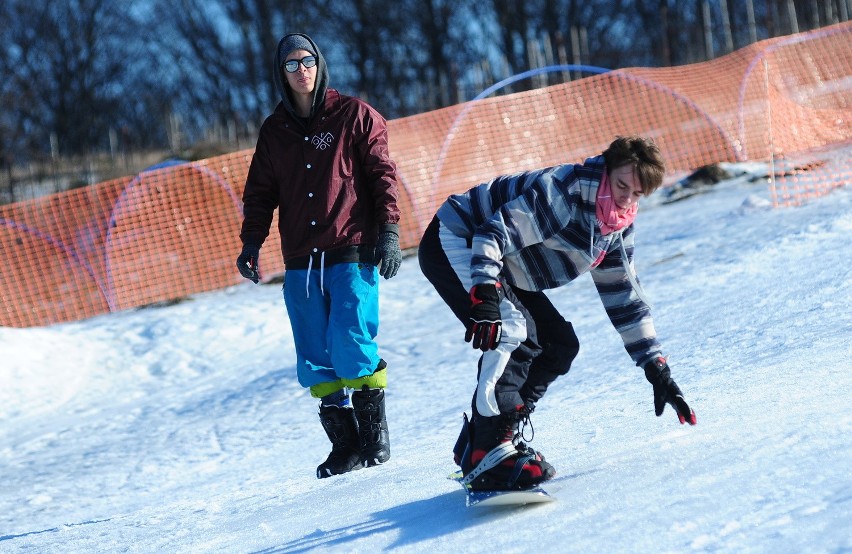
[1,164,850,553]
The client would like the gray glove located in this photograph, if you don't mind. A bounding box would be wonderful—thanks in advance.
[375,227,401,279]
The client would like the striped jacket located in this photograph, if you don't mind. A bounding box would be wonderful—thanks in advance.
[436,155,662,366]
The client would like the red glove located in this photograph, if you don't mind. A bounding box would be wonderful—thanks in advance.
[464,283,503,351]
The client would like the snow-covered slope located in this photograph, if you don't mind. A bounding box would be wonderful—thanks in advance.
[2,165,850,553]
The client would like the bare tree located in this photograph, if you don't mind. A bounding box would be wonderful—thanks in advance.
[2,0,142,159]
[473,0,533,78]
[2,0,843,193]
[147,0,322,147]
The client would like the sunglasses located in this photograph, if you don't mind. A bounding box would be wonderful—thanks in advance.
[283,56,317,73]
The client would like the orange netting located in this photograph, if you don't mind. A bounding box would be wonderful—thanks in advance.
[1,23,849,328]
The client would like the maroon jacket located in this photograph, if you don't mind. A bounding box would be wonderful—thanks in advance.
[240,88,400,265]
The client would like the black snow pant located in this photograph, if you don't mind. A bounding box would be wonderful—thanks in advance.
[418,216,580,416]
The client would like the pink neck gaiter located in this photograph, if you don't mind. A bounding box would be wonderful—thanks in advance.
[596,170,638,235]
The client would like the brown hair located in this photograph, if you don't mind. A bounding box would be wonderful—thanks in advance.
[602,135,666,194]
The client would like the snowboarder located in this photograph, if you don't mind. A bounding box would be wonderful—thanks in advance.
[418,135,697,491]
[236,33,402,478]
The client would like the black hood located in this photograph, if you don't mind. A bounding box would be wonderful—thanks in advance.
[273,33,330,119]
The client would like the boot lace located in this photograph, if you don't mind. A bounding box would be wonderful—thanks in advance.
[515,406,535,444]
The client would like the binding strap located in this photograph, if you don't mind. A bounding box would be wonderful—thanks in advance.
[461,442,517,486]
[507,452,536,488]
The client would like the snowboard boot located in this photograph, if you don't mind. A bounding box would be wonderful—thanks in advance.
[316,404,362,479]
[452,413,471,466]
[352,386,391,467]
[453,404,546,466]
[461,406,555,491]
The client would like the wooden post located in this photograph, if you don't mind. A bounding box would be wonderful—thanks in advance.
[554,31,570,82]
[6,163,13,204]
[720,0,734,52]
[501,54,513,94]
[579,26,589,67]
[542,32,554,86]
[50,132,59,190]
[768,0,780,37]
[526,39,546,89]
[109,128,118,164]
[482,59,493,91]
[703,1,715,60]
[660,0,672,66]
[786,0,799,34]
[570,25,581,81]
[452,63,462,104]
[745,0,757,43]
[439,70,449,107]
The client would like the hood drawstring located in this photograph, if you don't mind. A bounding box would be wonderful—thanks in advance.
[589,222,607,268]
[590,224,652,307]
[589,222,595,259]
[618,234,652,308]
[304,251,326,298]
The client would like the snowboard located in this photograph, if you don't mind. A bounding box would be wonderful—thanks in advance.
[449,470,555,508]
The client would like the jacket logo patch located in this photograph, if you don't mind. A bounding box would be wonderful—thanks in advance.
[311,132,334,150]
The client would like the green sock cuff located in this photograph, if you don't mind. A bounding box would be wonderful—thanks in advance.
[309,380,345,399]
[341,368,387,390]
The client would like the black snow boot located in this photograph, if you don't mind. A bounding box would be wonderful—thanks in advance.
[352,386,391,467]
[452,413,471,466]
[317,405,362,479]
[461,407,555,491]
[453,404,546,466]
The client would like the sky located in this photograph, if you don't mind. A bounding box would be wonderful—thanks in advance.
[1,161,850,553]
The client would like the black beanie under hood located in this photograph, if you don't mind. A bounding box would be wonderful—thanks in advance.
[273,33,329,119]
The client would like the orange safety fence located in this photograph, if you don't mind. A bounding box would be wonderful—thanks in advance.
[1,22,849,328]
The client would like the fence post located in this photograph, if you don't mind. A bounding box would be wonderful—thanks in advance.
[50,132,59,191]
[570,26,581,80]
[786,0,799,33]
[746,0,757,43]
[554,31,570,83]
[720,0,734,53]
[703,1,715,59]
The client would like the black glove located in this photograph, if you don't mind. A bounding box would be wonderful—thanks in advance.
[644,357,696,425]
[374,229,401,279]
[236,243,260,283]
[464,283,503,351]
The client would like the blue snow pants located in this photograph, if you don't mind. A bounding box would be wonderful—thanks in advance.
[283,262,381,389]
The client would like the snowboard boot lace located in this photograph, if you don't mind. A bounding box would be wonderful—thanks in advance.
[515,405,535,444]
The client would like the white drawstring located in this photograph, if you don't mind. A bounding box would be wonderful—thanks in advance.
[595,193,610,259]
[304,251,326,298]
[589,221,595,259]
[618,234,652,308]
[319,251,325,296]
[306,255,312,298]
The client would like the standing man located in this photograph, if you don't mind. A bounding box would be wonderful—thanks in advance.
[419,136,696,491]
[236,33,402,479]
